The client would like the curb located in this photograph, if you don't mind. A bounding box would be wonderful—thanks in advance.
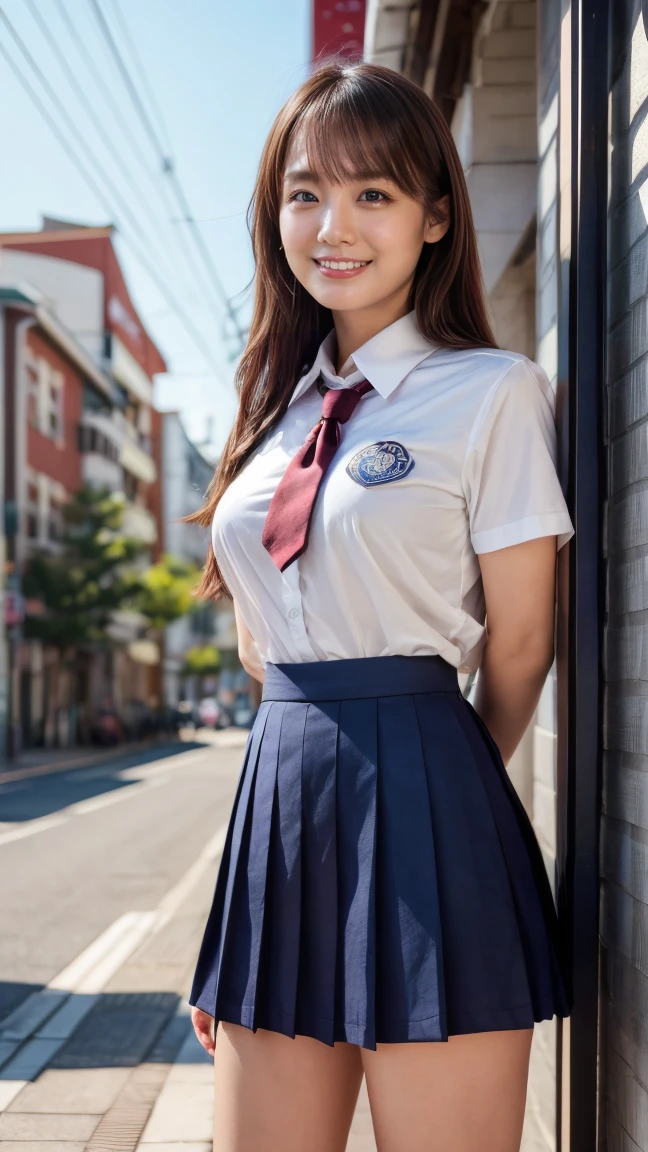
[0,736,184,786]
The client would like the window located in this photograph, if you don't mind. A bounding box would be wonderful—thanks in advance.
[25,472,67,547]
[48,493,64,542]
[26,352,64,444]
[123,470,138,502]
[78,423,120,462]
[82,382,111,415]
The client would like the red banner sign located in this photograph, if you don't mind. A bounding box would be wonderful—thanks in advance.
[312,0,366,63]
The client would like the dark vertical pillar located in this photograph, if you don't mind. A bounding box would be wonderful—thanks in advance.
[556,0,608,1147]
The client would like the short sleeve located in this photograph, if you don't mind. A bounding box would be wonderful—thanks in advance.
[462,358,574,555]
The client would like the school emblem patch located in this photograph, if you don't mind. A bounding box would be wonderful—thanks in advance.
[346,441,415,488]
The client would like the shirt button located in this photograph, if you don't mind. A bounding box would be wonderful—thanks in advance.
[288,608,299,620]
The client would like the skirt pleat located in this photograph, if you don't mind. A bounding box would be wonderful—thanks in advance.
[212,705,271,1028]
[415,693,536,1033]
[450,696,570,1019]
[256,702,305,1038]
[335,698,378,1048]
[295,702,339,1045]
[190,656,570,1049]
[375,695,446,1042]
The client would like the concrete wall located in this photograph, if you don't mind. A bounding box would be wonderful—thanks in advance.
[600,3,648,1148]
[0,249,104,362]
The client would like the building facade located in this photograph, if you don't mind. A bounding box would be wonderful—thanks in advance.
[0,285,122,752]
[0,221,168,756]
[159,411,237,707]
[361,0,646,1146]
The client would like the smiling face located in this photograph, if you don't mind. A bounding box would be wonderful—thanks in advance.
[279,134,449,327]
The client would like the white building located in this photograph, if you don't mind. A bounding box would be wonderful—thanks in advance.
[161,411,237,705]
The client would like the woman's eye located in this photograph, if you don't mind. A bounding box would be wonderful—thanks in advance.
[359,189,390,203]
[288,190,318,203]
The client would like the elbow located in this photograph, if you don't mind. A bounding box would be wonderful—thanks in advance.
[485,628,555,680]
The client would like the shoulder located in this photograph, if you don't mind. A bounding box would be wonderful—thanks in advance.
[416,345,551,394]
[415,346,554,424]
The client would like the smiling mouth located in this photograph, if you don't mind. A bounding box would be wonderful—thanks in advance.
[313,258,372,275]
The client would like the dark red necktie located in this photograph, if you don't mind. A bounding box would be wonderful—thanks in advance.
[262,375,373,571]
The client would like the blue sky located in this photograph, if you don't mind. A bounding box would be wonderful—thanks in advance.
[0,0,311,454]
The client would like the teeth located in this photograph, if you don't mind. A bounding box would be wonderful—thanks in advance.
[318,260,369,270]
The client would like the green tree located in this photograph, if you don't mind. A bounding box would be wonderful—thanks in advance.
[23,486,146,650]
[181,644,221,678]
[134,554,202,631]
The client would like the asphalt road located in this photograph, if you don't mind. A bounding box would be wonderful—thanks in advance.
[0,736,244,1017]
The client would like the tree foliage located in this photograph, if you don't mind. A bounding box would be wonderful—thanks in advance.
[181,644,221,677]
[23,486,145,651]
[134,555,202,630]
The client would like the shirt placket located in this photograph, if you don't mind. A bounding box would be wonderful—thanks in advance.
[281,562,318,661]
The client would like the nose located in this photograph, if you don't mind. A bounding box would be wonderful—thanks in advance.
[316,196,357,248]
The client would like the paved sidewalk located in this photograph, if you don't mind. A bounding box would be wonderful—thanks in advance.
[0,736,185,785]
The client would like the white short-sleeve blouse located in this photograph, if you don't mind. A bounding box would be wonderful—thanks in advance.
[212,311,574,673]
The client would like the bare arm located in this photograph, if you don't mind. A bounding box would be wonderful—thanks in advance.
[234,599,265,685]
[473,536,557,766]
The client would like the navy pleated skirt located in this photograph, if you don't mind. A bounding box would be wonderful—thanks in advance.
[190,655,570,1049]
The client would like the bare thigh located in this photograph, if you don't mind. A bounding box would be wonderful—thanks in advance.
[362,1028,533,1152]
[213,1022,364,1152]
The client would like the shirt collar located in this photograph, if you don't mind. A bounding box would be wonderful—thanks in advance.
[288,310,438,407]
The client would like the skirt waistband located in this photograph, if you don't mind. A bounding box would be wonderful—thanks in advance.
[262,655,459,703]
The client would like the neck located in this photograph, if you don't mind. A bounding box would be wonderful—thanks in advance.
[332,289,412,372]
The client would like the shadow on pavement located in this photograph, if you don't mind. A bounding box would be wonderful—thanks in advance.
[0,982,211,1079]
[0,741,208,823]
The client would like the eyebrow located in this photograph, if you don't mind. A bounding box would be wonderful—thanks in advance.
[283,167,320,183]
[283,166,395,185]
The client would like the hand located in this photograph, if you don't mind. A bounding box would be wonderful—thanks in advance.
[191,1005,216,1056]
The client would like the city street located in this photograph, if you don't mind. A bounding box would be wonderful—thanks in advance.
[0,733,376,1151]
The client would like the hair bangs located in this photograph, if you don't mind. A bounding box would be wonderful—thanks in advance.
[293,79,427,201]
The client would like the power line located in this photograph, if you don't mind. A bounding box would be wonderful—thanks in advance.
[52,0,160,183]
[0,7,177,289]
[0,26,223,377]
[23,0,179,285]
[107,0,175,159]
[88,0,247,350]
[46,0,234,328]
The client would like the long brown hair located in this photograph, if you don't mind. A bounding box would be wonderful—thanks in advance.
[188,60,496,600]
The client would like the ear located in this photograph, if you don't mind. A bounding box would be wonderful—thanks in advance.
[424,195,451,244]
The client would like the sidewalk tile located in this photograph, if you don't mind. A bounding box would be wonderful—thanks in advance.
[6,1068,130,1114]
[85,1063,168,1152]
[0,1143,85,1152]
[0,1113,100,1140]
[139,1146,212,1152]
[156,1063,213,1085]
[139,1066,213,1143]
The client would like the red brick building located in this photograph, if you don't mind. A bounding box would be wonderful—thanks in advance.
[0,222,168,755]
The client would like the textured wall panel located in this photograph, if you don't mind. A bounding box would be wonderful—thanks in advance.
[601,814,648,903]
[603,5,648,1148]
[605,623,648,681]
[604,696,648,760]
[608,553,648,616]
[609,301,648,381]
[612,426,648,493]
[609,360,648,442]
[609,188,648,271]
[607,486,648,554]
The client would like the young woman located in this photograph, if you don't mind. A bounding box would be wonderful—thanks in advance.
[188,61,574,1152]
